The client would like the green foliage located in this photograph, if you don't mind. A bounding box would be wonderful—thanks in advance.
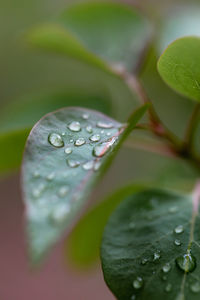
[22,106,147,263]
[158,37,200,102]
[101,188,200,300]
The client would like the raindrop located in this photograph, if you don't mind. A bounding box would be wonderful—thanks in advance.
[153,250,161,261]
[141,258,148,265]
[190,281,200,293]
[61,132,65,136]
[133,277,143,289]
[82,161,94,170]
[97,121,113,129]
[165,283,172,292]
[33,170,40,178]
[58,186,69,198]
[70,139,74,143]
[90,134,101,142]
[67,159,80,168]
[174,239,181,246]
[32,183,45,198]
[86,125,93,133]
[101,130,104,134]
[174,225,184,234]
[82,113,89,120]
[93,137,117,157]
[176,250,196,273]
[51,204,70,223]
[75,138,86,146]
[46,172,55,181]
[106,132,111,136]
[48,133,64,148]
[68,121,81,132]
[162,263,171,273]
[64,147,72,155]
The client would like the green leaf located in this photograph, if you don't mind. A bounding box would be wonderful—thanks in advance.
[0,91,111,175]
[101,188,200,300]
[22,105,147,263]
[157,37,200,102]
[66,184,147,268]
[28,2,152,73]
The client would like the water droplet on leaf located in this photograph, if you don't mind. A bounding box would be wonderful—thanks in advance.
[64,147,72,155]
[51,204,70,223]
[153,250,161,261]
[97,121,113,129]
[58,186,69,198]
[133,277,143,289]
[174,225,184,234]
[190,281,200,293]
[141,258,148,265]
[82,161,94,170]
[46,172,55,181]
[90,134,101,142]
[48,133,64,148]
[93,137,117,157]
[162,263,171,273]
[67,159,80,168]
[176,251,196,273]
[86,125,93,133]
[82,113,89,120]
[169,206,178,213]
[165,283,172,292]
[174,239,181,246]
[75,138,86,146]
[68,121,81,132]
[94,161,101,171]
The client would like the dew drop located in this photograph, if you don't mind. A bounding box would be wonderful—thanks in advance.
[70,139,74,143]
[106,132,111,136]
[94,161,101,171]
[61,132,65,136]
[93,137,117,157]
[58,186,69,198]
[33,170,40,178]
[90,134,101,142]
[68,121,81,132]
[169,206,178,213]
[86,125,93,133]
[130,295,136,300]
[141,258,148,265]
[153,250,161,261]
[51,203,70,223]
[74,137,86,146]
[46,172,55,181]
[64,147,72,155]
[82,161,94,170]
[175,250,196,273]
[133,277,143,289]
[174,239,181,246]
[82,113,89,120]
[48,133,64,148]
[67,159,80,168]
[97,121,113,129]
[165,283,172,292]
[162,263,171,273]
[174,225,184,234]
[190,281,200,293]
[101,130,104,134]
[32,183,45,198]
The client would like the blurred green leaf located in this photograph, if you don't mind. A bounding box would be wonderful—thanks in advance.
[22,105,147,263]
[28,2,152,73]
[158,37,200,102]
[0,91,112,175]
[101,188,199,300]
[66,184,147,268]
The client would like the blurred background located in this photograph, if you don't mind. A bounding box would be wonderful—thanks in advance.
[1,0,200,299]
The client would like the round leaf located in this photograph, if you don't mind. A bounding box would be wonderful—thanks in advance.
[158,37,200,102]
[101,188,200,299]
[22,106,147,263]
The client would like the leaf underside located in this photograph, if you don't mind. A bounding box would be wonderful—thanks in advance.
[22,106,147,263]
[101,188,200,300]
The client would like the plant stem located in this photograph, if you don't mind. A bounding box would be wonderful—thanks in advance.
[184,103,200,152]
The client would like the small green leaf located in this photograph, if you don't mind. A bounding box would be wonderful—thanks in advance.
[66,184,147,268]
[28,2,152,73]
[101,188,200,300]
[158,37,200,102]
[0,91,111,175]
[22,106,147,263]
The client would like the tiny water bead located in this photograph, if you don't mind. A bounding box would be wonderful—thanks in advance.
[175,251,196,273]
[165,283,172,292]
[133,277,143,289]
[190,281,200,293]
[162,263,171,273]
[169,206,178,213]
[74,138,86,146]
[58,186,69,198]
[174,225,184,234]
[67,159,80,168]
[97,121,113,129]
[93,137,117,157]
[46,172,55,181]
[48,133,64,148]
[33,170,40,178]
[32,183,45,198]
[141,258,148,265]
[51,204,70,223]
[153,250,161,261]
[68,121,81,132]
[82,113,89,120]
[130,295,136,300]
[86,125,93,133]
[174,239,181,246]
[89,134,101,142]
[94,161,101,171]
[64,147,72,155]
[82,161,94,170]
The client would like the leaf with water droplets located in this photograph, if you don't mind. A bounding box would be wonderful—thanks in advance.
[27,2,153,73]
[101,188,200,299]
[22,106,147,264]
